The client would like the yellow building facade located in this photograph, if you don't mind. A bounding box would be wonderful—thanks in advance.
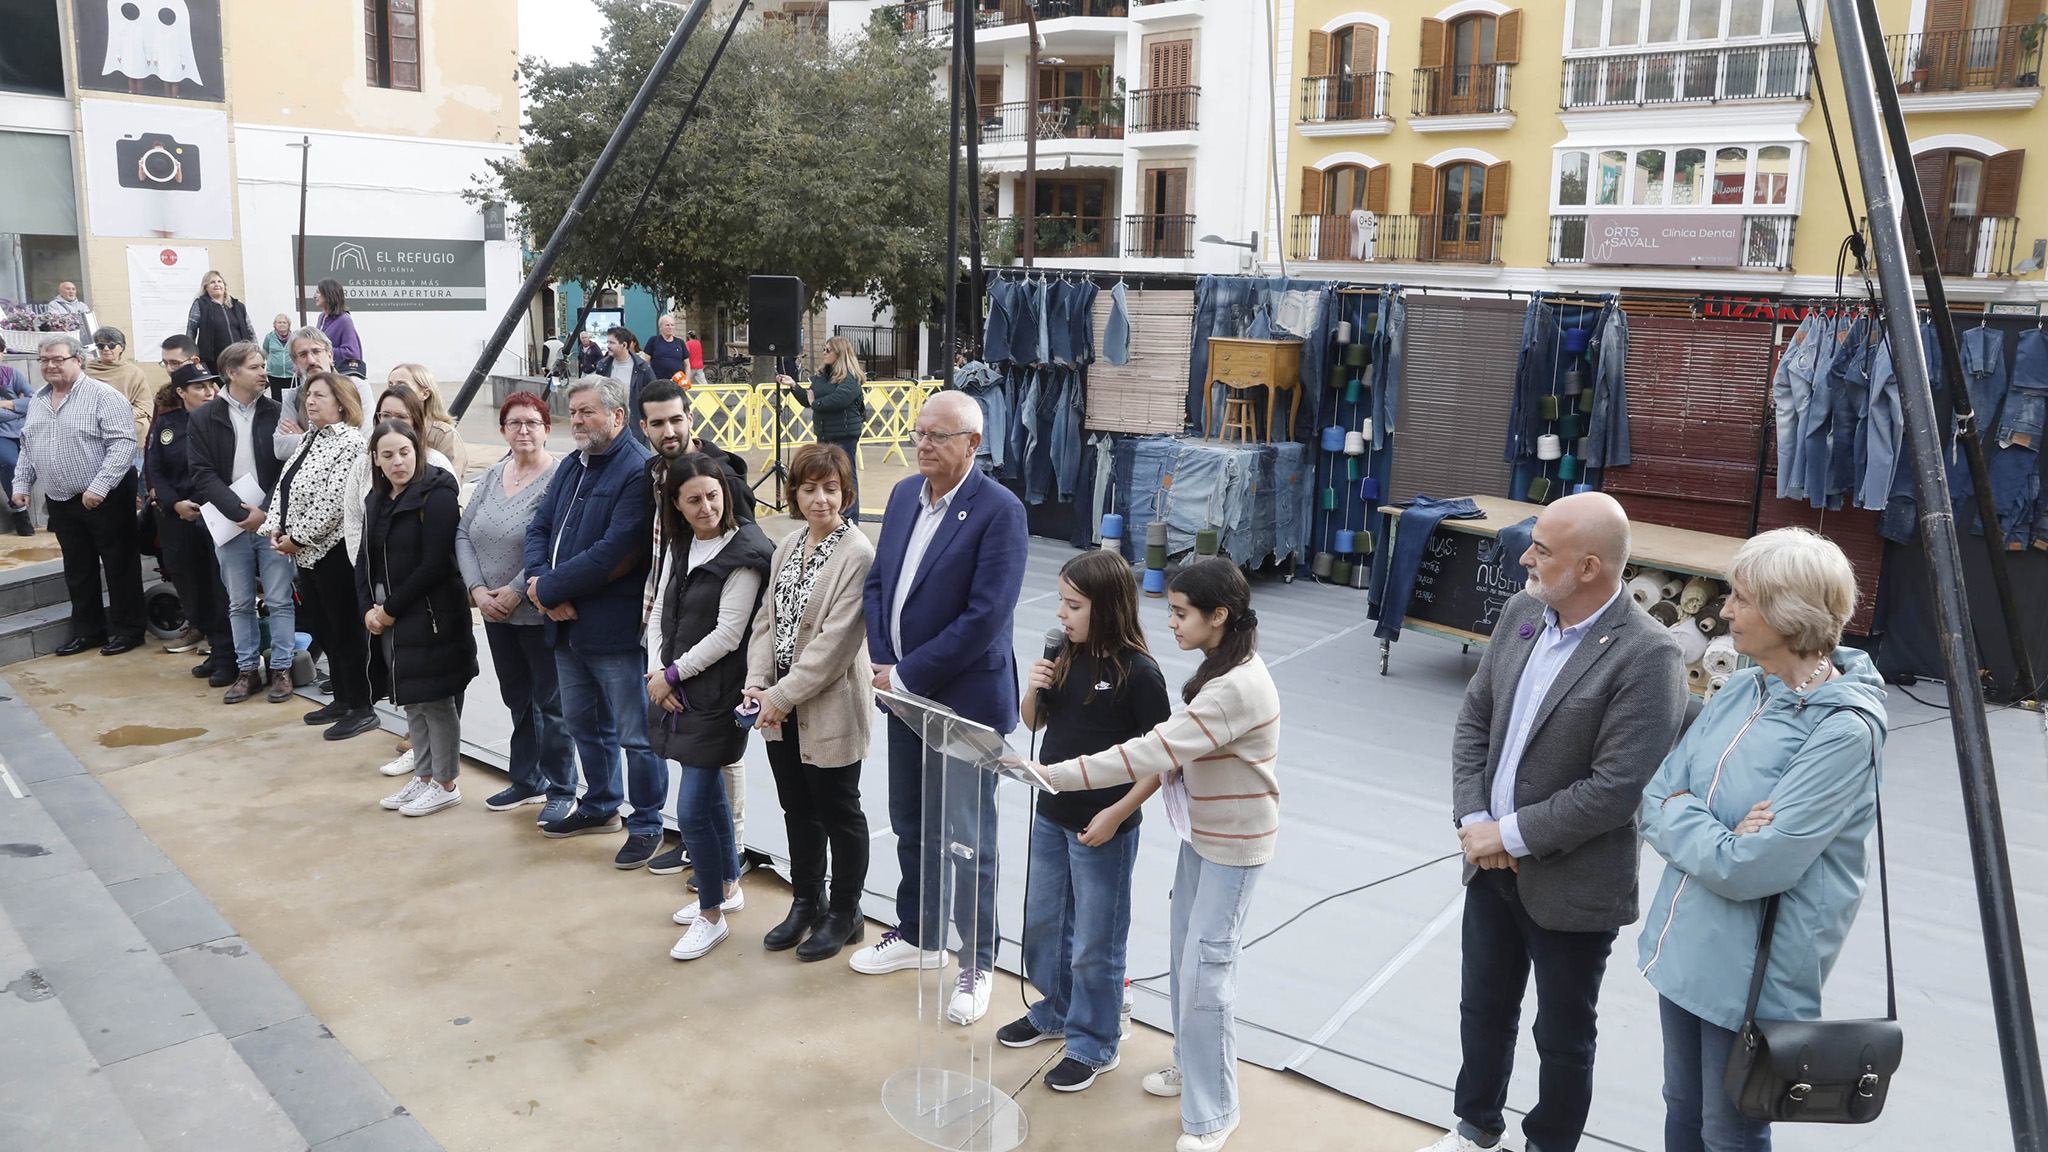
[1272,0,2047,305]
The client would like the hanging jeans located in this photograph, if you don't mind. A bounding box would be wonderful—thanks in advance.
[1030,278,1052,366]
[1372,496,1485,641]
[1950,325,2009,523]
[1051,371,1084,501]
[1821,319,1875,508]
[1048,282,1079,367]
[1773,312,1825,498]
[984,281,1020,364]
[1983,330,2048,546]
[1103,281,1131,366]
[1189,278,1259,431]
[1860,339,1903,511]
[1797,317,1852,508]
[1370,288,1405,451]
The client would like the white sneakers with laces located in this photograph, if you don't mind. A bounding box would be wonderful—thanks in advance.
[1143,1065,1183,1097]
[847,929,944,975]
[1413,1132,1497,1152]
[671,885,745,924]
[670,914,730,960]
[379,748,416,777]
[400,781,461,817]
[1176,1117,1241,1152]
[946,968,991,1025]
[380,776,431,810]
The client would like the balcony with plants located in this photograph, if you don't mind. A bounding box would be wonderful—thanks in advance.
[1885,19,2045,110]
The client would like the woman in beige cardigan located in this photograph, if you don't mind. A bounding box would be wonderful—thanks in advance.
[742,443,875,962]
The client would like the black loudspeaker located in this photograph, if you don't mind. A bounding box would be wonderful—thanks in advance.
[748,275,805,355]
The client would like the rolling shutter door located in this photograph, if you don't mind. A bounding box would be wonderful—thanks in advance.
[1390,296,1521,502]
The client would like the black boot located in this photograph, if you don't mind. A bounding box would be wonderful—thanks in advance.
[797,900,866,963]
[763,889,823,952]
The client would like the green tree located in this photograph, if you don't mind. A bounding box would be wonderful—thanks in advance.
[477,1,955,325]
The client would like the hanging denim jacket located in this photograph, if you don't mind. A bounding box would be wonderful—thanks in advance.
[984,280,1021,364]
[1068,280,1099,365]
[1103,282,1131,366]
[1983,328,2048,547]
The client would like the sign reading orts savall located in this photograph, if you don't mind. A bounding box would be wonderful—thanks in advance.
[296,235,487,312]
[1584,213,1743,267]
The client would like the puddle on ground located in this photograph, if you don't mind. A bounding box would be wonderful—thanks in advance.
[51,703,82,715]
[97,724,206,748]
[0,545,60,566]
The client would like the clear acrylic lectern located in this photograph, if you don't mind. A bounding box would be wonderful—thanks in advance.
[875,687,1047,1152]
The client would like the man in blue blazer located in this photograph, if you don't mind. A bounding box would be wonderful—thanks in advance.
[853,391,1028,1027]
[522,377,664,868]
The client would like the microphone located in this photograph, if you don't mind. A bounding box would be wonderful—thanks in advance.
[1039,626,1066,715]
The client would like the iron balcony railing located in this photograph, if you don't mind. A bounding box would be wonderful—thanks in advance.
[1908,215,2022,276]
[990,215,1120,261]
[1299,72,1393,122]
[1412,62,1513,116]
[1289,213,1500,263]
[1128,85,1199,132]
[1126,213,1195,258]
[979,97,1126,144]
[1886,24,2045,93]
[1560,43,1810,108]
[1547,214,1799,270]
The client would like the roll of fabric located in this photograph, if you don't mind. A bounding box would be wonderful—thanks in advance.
[1656,573,1686,601]
[1537,434,1563,461]
[1146,543,1168,570]
[1709,672,1730,693]
[1146,520,1168,547]
[1195,527,1219,556]
[1143,567,1166,596]
[1312,551,1334,578]
[1668,619,1709,665]
[1686,661,1708,689]
[1696,598,1729,636]
[1679,575,1713,615]
[1627,574,1664,606]
[1537,394,1561,421]
[1623,564,1642,581]
[1344,430,1365,455]
[1703,635,1739,676]
[1647,600,1681,627]
[1335,529,1357,553]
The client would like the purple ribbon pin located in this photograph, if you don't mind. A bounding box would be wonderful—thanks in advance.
[1518,622,1536,639]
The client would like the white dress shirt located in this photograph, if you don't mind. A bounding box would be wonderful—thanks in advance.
[1463,583,1626,858]
[223,389,259,485]
[886,476,962,695]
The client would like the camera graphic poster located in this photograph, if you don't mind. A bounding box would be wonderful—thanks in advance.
[81,98,232,240]
[72,0,226,103]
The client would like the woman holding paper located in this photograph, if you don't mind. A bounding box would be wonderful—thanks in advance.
[1018,557,1279,1152]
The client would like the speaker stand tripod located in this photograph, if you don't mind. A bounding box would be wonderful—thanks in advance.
[750,355,795,513]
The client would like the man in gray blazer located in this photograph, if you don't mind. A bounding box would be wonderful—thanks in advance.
[1417,492,1687,1152]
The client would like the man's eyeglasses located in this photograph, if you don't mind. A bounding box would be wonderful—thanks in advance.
[908,428,973,446]
[39,355,78,366]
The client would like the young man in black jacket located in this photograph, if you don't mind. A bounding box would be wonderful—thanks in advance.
[186,341,298,705]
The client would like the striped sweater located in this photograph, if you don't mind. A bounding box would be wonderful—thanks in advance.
[1042,655,1281,867]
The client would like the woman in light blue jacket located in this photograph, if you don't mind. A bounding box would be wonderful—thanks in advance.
[1637,527,1887,1152]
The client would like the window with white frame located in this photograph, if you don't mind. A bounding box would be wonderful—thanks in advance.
[1553,141,1802,210]
[1567,0,1810,50]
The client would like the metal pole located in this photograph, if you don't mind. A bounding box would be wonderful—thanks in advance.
[292,136,309,327]
[449,0,715,420]
[938,0,965,381]
[1022,5,1039,268]
[1824,4,2048,1149]
[1848,0,2038,703]
[961,6,986,359]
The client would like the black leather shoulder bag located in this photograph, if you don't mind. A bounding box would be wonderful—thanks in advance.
[1724,713,1901,1123]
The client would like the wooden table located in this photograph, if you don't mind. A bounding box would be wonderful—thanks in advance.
[1372,495,1745,679]
[1207,337,1303,442]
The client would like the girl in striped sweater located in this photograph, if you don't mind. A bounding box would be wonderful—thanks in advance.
[1027,558,1281,1152]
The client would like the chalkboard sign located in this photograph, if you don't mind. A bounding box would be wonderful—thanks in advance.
[1404,525,1524,638]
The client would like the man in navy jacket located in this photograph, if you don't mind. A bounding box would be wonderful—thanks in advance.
[853,391,1028,1027]
[523,376,664,868]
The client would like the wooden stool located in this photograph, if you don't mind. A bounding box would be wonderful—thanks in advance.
[1217,394,1258,443]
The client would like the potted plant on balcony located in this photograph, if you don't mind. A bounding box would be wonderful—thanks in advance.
[1909,48,1930,92]
[2019,16,2045,87]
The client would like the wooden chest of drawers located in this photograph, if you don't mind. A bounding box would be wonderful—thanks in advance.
[1207,337,1304,442]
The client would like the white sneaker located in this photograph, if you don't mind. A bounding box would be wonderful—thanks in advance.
[1413,1134,1495,1152]
[669,914,730,960]
[400,781,462,817]
[946,968,991,1025]
[1143,1065,1183,1098]
[670,885,745,924]
[379,748,416,777]
[847,929,944,975]
[380,776,431,810]
[1176,1118,1240,1152]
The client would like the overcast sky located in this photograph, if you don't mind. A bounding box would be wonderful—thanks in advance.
[518,0,608,68]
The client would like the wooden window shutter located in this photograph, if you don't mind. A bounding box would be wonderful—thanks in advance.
[1494,10,1523,63]
[1163,167,1188,216]
[1366,164,1390,214]
[1913,149,1952,217]
[1925,0,1967,31]
[1411,163,1439,215]
[2012,0,2045,24]
[1301,167,1326,215]
[1356,23,1379,73]
[1169,40,1191,87]
[1307,29,1331,77]
[365,0,382,84]
[389,0,420,91]
[977,74,1001,113]
[1982,149,2025,218]
[1148,42,1169,86]
[1419,18,1448,68]
[1482,161,1512,215]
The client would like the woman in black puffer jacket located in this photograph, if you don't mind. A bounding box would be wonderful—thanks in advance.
[186,270,255,374]
[356,418,476,818]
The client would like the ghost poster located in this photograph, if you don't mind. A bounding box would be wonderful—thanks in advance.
[73,0,225,103]
[81,99,233,240]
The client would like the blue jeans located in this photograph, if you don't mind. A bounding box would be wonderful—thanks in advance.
[1986,443,2041,546]
[555,644,668,834]
[1584,300,1631,470]
[1999,329,2048,446]
[1772,313,1822,498]
[1167,840,1261,1138]
[1103,281,1131,366]
[215,530,297,672]
[1373,496,1483,641]
[0,435,17,496]
[675,764,740,903]
[1821,319,1873,507]
[484,621,576,801]
[1659,995,1771,1152]
[887,716,998,973]
[1859,338,1904,510]
[1022,813,1139,1068]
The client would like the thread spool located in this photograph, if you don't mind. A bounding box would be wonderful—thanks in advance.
[1344,343,1370,367]
[1357,529,1375,553]
[1344,430,1365,455]
[1648,600,1681,627]
[1572,483,1593,494]
[1345,379,1363,405]
[1312,551,1335,578]
[1330,365,1348,390]
[1703,635,1739,676]
[1321,425,1346,452]
[1195,527,1220,556]
[1349,560,1369,588]
[1563,366,1585,396]
[1559,412,1583,440]
[1358,477,1379,501]
[1099,513,1124,547]
[1578,388,1595,413]
[1536,434,1563,461]
[1146,521,1168,547]
[1679,576,1713,616]
[1537,394,1561,421]
[1347,457,1360,481]
[1563,326,1591,353]
[1626,574,1664,607]
[1335,529,1357,553]
[1557,454,1580,481]
[1337,320,1352,343]
[1359,418,1372,440]
[1330,558,1353,583]
[1146,543,1169,570]
[1321,487,1337,511]
[1143,567,1166,597]
[1363,312,1378,335]
[1526,477,1553,503]
[1668,619,1709,665]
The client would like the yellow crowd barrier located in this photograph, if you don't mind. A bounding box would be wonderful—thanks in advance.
[683,379,938,467]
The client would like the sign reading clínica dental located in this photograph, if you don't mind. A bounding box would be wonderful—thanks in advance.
[297,235,487,312]
[1584,213,1743,267]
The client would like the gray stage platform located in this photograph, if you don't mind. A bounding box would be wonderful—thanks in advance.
[424,537,2048,1151]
